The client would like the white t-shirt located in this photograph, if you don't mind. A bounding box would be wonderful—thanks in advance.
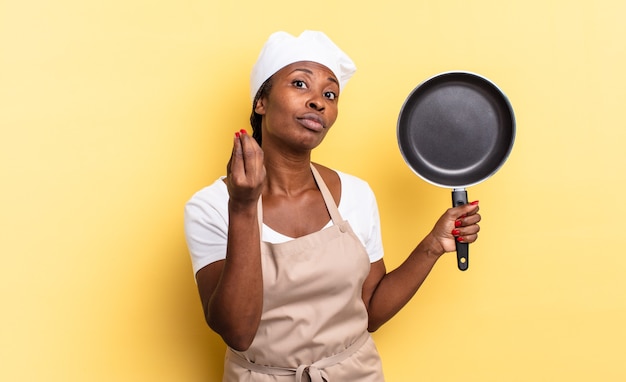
[184,170,384,275]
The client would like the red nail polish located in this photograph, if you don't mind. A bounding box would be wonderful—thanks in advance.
[235,132,240,138]
[451,229,460,236]
[240,129,247,135]
[470,200,479,205]
[457,237,464,242]
[455,220,462,228]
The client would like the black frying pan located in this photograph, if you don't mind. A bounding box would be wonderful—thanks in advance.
[397,71,515,271]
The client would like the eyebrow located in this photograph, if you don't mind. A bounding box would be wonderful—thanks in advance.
[292,68,339,86]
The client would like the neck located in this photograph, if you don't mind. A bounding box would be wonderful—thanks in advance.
[262,149,316,196]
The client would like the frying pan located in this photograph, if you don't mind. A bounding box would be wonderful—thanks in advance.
[397,71,515,271]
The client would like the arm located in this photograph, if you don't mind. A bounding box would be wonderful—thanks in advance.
[196,130,266,351]
[362,202,481,332]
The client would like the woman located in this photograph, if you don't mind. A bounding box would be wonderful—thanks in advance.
[185,30,481,381]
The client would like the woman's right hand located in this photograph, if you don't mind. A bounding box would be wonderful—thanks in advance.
[202,129,265,351]
[226,129,265,207]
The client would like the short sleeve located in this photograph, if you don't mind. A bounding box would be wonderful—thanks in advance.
[335,171,384,263]
[184,178,230,275]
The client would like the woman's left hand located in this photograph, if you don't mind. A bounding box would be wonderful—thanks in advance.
[362,201,481,330]
[429,201,481,254]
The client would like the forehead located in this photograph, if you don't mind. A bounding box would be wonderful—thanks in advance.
[275,61,338,83]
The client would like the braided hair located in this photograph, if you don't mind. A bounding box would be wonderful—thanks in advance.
[249,78,273,146]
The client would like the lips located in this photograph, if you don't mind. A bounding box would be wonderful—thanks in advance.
[298,113,325,132]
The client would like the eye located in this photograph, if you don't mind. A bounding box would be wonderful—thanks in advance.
[324,91,337,100]
[292,80,307,89]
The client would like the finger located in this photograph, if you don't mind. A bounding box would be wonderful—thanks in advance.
[465,204,480,216]
[458,212,481,226]
[454,215,481,241]
[452,201,480,219]
[452,216,480,232]
[453,218,480,243]
[464,200,480,213]
[453,230,479,244]
[226,134,238,174]
[457,233,478,244]
[239,129,263,176]
[229,131,244,177]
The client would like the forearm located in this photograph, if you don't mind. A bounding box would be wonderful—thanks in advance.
[207,201,263,350]
[367,234,444,331]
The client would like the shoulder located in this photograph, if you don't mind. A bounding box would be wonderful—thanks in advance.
[312,164,378,214]
[335,169,377,205]
[185,177,229,220]
[312,163,373,195]
[336,170,373,192]
[184,177,230,274]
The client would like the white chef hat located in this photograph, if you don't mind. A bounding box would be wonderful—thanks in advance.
[250,30,357,101]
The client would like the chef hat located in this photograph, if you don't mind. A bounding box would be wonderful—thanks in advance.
[250,30,357,101]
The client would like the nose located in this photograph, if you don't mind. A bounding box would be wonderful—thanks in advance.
[308,100,324,111]
[307,92,325,112]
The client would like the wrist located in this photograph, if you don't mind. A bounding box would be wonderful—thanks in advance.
[228,198,258,217]
[419,233,446,260]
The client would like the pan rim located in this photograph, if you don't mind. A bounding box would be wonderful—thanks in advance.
[396,70,516,189]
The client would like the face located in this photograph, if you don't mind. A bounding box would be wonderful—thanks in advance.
[254,61,340,150]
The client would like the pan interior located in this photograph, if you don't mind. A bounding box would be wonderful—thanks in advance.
[398,72,515,188]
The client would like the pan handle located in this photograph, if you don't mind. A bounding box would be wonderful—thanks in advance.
[452,189,469,271]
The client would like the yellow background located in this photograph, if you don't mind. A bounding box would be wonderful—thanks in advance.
[2,0,625,380]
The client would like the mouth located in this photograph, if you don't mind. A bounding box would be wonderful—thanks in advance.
[297,113,325,132]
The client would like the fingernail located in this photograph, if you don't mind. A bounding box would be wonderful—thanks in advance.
[451,229,460,236]
[457,237,464,242]
[235,132,240,138]
[240,129,247,135]
[470,200,479,205]
[455,220,462,228]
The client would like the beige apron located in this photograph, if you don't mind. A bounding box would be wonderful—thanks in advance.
[222,165,384,382]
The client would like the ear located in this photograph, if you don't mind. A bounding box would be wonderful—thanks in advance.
[254,97,266,115]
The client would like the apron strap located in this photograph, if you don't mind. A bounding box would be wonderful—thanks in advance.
[256,194,263,238]
[310,163,342,225]
[227,331,370,382]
